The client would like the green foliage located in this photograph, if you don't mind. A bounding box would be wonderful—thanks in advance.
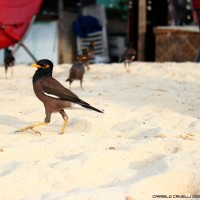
[106,0,128,21]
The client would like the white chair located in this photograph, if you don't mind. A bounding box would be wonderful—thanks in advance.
[76,4,110,63]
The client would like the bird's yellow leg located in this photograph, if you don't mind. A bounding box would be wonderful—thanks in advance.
[126,62,131,73]
[16,122,48,134]
[60,117,68,134]
[11,67,13,76]
[86,62,90,70]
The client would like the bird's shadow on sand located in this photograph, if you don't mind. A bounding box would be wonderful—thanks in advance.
[0,114,24,128]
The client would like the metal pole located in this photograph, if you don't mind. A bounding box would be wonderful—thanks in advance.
[18,43,37,62]
[13,15,38,62]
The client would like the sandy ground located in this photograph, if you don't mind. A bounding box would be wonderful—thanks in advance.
[1,62,200,200]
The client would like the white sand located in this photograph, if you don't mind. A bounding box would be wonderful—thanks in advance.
[1,62,200,200]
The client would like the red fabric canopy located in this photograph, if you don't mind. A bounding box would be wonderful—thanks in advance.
[0,0,43,49]
[193,0,200,9]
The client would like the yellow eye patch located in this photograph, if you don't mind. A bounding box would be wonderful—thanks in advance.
[44,64,50,68]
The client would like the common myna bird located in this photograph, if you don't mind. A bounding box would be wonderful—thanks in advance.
[74,42,96,71]
[4,48,15,79]
[120,44,136,72]
[86,41,96,59]
[76,52,90,71]
[16,59,103,135]
[66,57,85,90]
[80,41,96,70]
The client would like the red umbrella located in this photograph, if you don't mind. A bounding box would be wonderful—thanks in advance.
[192,0,200,9]
[0,0,43,49]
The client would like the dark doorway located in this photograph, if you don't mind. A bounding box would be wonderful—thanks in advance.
[145,0,168,61]
[127,0,139,60]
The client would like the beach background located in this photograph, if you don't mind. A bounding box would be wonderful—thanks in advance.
[0,61,200,200]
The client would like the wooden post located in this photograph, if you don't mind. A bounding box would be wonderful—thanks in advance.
[58,0,64,64]
[138,0,146,61]
[63,11,78,63]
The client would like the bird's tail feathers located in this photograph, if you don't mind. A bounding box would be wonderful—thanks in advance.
[81,104,103,113]
[77,99,103,113]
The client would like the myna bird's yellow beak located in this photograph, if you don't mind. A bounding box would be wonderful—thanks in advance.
[31,63,41,68]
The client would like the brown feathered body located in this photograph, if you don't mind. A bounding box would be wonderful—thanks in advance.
[66,60,85,90]
[34,77,72,117]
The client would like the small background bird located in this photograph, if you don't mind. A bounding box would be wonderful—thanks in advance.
[4,48,15,79]
[66,57,85,90]
[120,44,136,72]
[86,41,96,60]
[77,41,96,71]
[76,52,90,71]
[65,41,96,90]
[16,59,103,134]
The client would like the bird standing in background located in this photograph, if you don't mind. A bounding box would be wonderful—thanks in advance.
[120,44,136,72]
[77,41,96,71]
[86,41,96,59]
[76,52,90,71]
[16,59,103,135]
[66,56,85,90]
[4,48,15,79]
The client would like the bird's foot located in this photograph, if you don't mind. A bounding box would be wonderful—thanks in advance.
[30,128,41,135]
[15,126,41,135]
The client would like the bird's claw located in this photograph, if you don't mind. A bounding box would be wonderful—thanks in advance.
[15,130,22,134]
[31,129,41,135]
[15,127,41,135]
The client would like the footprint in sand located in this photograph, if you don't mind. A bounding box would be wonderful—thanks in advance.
[57,153,86,161]
[0,115,23,127]
[129,155,167,183]
[68,118,91,132]
[126,196,135,200]
[176,133,195,140]
[134,127,161,140]
[112,119,136,133]
[154,134,167,138]
[163,142,182,154]
[0,162,20,177]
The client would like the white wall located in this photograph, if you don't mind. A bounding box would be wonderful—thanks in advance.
[0,21,58,65]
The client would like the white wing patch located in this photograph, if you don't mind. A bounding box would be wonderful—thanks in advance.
[43,91,60,99]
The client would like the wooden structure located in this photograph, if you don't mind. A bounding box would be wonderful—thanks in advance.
[44,0,200,63]
[56,0,150,63]
[154,26,200,62]
[138,0,146,61]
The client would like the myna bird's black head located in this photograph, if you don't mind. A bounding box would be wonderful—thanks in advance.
[32,59,54,82]
[32,59,53,70]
